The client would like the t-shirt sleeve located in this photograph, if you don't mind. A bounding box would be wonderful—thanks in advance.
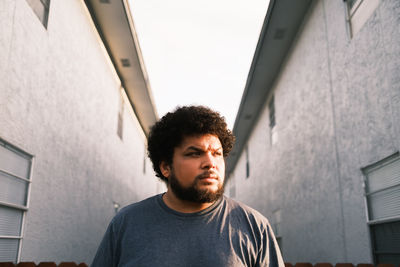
[90,221,117,267]
[256,223,285,267]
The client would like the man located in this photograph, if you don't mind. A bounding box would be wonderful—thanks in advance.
[91,106,284,267]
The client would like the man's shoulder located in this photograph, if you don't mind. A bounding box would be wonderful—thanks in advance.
[223,196,270,226]
[112,194,161,223]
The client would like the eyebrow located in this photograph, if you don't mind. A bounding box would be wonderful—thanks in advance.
[184,146,222,152]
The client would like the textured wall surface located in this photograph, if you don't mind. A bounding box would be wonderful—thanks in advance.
[0,0,164,263]
[231,0,399,264]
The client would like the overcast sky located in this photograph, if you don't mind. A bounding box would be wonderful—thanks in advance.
[129,0,270,129]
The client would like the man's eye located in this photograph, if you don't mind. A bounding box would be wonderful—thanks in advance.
[214,151,223,156]
[187,151,200,156]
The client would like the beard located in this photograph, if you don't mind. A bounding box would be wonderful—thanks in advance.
[169,170,224,203]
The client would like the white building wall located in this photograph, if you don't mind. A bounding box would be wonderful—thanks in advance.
[0,0,163,263]
[231,0,400,264]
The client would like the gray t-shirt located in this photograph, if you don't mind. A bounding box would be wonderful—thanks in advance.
[91,194,284,267]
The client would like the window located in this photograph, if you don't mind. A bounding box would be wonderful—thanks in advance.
[117,94,124,140]
[143,148,147,174]
[362,153,400,265]
[229,183,236,198]
[269,95,278,145]
[345,0,380,37]
[117,111,124,140]
[269,95,275,129]
[272,209,282,250]
[0,139,33,262]
[229,173,236,198]
[245,146,250,178]
[26,0,51,28]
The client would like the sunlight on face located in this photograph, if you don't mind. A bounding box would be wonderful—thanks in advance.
[169,134,225,203]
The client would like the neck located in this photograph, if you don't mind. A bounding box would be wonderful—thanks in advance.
[163,189,215,213]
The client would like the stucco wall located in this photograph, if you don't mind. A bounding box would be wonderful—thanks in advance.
[231,0,399,264]
[0,0,164,263]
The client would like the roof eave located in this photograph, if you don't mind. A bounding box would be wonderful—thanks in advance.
[226,0,313,176]
[84,0,158,137]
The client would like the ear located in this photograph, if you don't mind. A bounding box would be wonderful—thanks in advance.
[159,161,171,179]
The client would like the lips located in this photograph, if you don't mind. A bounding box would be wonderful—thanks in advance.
[197,172,219,180]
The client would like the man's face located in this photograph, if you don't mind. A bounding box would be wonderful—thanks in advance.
[161,134,225,203]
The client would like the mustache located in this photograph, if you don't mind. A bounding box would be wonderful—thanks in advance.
[196,171,220,180]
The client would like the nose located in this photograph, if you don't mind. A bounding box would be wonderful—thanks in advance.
[201,152,216,169]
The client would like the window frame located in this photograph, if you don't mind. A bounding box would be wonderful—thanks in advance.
[344,0,380,38]
[0,138,34,263]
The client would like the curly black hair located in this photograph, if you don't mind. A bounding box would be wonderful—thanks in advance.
[147,105,235,182]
